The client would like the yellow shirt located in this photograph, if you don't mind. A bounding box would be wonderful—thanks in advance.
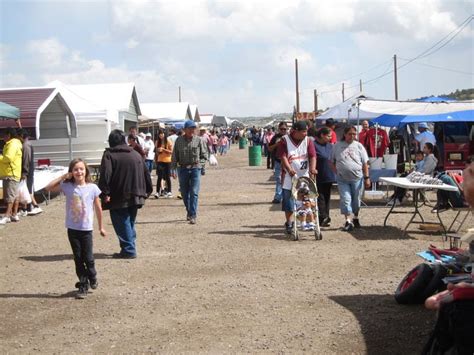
[0,137,23,181]
[156,139,173,163]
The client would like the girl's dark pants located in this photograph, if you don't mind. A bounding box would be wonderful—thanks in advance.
[156,162,172,193]
[67,229,96,284]
[317,182,333,222]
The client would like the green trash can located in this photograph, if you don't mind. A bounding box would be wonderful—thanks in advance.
[239,137,248,149]
[248,146,262,166]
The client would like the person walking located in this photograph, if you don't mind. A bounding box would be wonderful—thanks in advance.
[314,127,336,227]
[99,129,153,259]
[143,133,155,173]
[330,126,371,232]
[277,120,317,234]
[171,120,208,225]
[263,127,275,169]
[45,158,106,299]
[268,122,288,204]
[0,127,23,224]
[154,129,173,198]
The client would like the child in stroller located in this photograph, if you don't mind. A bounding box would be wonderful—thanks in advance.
[296,184,316,231]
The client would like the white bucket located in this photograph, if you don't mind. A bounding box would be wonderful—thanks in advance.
[383,154,398,170]
[369,157,383,170]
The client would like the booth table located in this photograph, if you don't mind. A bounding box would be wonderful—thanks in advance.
[379,177,458,238]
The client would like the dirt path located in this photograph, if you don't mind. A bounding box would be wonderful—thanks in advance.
[1,146,468,353]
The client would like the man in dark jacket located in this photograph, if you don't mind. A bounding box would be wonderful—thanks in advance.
[99,129,153,259]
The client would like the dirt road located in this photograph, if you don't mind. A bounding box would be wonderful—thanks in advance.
[2,146,467,353]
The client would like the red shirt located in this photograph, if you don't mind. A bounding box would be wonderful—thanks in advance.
[364,128,389,157]
[330,128,337,144]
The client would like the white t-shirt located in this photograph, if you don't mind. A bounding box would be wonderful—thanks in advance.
[415,131,436,151]
[144,139,155,160]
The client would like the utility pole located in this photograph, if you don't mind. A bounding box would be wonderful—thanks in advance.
[359,79,363,93]
[314,89,318,113]
[394,54,399,100]
[295,58,300,113]
[178,86,182,102]
[342,83,345,102]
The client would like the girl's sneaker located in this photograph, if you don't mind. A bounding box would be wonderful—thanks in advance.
[89,279,98,290]
[306,222,315,231]
[76,285,88,299]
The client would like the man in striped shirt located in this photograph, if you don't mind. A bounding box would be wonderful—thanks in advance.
[171,120,208,224]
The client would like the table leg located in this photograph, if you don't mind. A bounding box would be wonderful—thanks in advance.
[383,199,397,227]
[403,189,424,234]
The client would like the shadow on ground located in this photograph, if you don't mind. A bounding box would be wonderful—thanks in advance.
[347,225,416,240]
[20,253,111,262]
[209,225,291,242]
[0,291,82,299]
[330,294,435,354]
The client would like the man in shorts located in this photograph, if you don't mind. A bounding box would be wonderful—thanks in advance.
[0,127,23,224]
[277,121,317,234]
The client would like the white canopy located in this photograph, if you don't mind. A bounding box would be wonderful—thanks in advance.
[212,115,232,127]
[317,93,380,120]
[359,98,474,115]
[140,102,192,122]
[199,114,214,125]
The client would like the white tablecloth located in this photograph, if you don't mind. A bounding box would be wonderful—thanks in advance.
[379,177,458,192]
[33,166,68,192]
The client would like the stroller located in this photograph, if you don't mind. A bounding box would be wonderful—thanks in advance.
[288,176,322,241]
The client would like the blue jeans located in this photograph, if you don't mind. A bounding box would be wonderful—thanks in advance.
[145,159,153,172]
[178,167,201,218]
[273,161,282,202]
[109,206,139,256]
[336,178,363,216]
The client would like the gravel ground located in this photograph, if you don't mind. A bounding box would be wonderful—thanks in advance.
[1,145,471,354]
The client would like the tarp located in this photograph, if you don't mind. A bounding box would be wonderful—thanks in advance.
[374,110,474,127]
[317,93,380,121]
[0,101,20,119]
[359,98,473,116]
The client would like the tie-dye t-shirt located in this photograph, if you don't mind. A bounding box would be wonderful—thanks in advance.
[60,182,102,231]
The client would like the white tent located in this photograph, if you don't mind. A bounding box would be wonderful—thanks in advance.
[212,115,232,127]
[189,104,200,122]
[199,114,214,126]
[317,93,380,121]
[140,102,193,124]
[359,98,474,115]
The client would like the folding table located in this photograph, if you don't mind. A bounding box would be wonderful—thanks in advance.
[379,177,459,237]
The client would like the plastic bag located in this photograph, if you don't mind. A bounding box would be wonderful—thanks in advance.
[18,180,32,204]
[209,154,218,166]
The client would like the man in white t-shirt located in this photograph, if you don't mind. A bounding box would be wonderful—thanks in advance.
[415,122,436,151]
[143,133,155,173]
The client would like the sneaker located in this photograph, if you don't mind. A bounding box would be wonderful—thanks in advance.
[271,199,281,204]
[177,193,182,200]
[160,191,166,196]
[342,221,354,232]
[303,223,311,231]
[28,207,43,215]
[0,216,10,225]
[306,222,315,231]
[76,285,88,299]
[112,252,137,259]
[165,192,173,198]
[153,192,160,199]
[18,210,28,217]
[89,279,98,290]
[285,222,294,234]
[320,217,331,227]
[431,204,449,213]
[353,219,361,228]
[10,215,20,222]
[189,217,196,225]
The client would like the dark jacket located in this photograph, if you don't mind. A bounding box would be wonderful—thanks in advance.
[99,144,153,210]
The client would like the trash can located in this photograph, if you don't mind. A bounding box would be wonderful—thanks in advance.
[248,145,262,166]
[239,137,248,149]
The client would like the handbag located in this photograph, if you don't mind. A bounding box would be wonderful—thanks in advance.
[209,154,218,166]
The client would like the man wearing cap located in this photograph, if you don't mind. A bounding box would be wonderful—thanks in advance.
[171,120,208,224]
[415,122,436,151]
[143,133,155,172]
[277,120,317,235]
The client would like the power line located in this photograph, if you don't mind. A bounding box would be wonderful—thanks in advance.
[316,14,473,97]
[398,57,474,75]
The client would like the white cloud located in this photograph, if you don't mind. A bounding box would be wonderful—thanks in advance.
[27,38,67,68]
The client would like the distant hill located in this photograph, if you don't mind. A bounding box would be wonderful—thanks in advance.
[230,113,292,127]
[417,88,474,101]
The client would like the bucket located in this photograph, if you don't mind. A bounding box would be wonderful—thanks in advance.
[369,157,383,170]
[239,137,248,149]
[248,146,262,166]
[383,154,398,170]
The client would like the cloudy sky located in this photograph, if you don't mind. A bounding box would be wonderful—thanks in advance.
[0,0,473,116]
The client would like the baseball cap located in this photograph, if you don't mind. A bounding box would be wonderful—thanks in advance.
[145,132,152,137]
[292,120,308,131]
[184,120,197,129]
[418,122,428,129]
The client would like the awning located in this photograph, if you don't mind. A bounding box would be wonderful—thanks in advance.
[0,101,20,119]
